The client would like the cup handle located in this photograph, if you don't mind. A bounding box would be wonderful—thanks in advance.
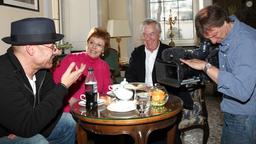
[80,94,86,101]
[108,85,113,91]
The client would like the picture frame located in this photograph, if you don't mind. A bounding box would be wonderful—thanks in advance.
[0,0,39,11]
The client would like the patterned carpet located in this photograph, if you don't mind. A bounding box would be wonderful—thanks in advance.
[183,84,223,144]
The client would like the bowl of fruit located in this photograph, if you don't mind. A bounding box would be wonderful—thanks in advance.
[149,84,169,106]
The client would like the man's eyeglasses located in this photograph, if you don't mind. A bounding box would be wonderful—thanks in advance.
[40,43,58,53]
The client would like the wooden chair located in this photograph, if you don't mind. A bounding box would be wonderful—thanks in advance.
[178,86,209,144]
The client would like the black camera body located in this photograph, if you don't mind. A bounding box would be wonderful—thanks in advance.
[156,40,218,88]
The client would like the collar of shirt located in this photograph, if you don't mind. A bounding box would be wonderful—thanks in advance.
[26,75,37,95]
[144,45,159,86]
[220,15,238,53]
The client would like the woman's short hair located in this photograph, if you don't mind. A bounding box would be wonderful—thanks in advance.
[86,27,111,49]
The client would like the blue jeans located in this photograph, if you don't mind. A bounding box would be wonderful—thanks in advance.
[0,134,48,144]
[47,112,76,144]
[221,112,256,144]
[0,113,76,144]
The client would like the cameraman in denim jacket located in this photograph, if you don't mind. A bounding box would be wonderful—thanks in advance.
[181,5,256,144]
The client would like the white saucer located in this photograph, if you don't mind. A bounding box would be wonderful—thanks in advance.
[124,82,146,90]
[78,99,104,106]
[78,101,86,106]
[107,101,136,112]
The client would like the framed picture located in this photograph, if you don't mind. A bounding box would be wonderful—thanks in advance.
[0,0,39,11]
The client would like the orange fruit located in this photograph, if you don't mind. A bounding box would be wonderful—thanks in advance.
[151,89,166,102]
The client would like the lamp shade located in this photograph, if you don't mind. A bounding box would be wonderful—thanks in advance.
[107,19,132,38]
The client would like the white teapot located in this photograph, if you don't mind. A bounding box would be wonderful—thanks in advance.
[108,78,128,91]
[113,87,133,101]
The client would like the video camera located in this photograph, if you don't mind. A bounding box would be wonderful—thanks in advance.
[155,40,218,88]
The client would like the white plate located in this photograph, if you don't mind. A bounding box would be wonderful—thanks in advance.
[78,101,86,106]
[107,101,136,112]
[124,82,146,90]
[101,110,139,119]
[78,99,104,106]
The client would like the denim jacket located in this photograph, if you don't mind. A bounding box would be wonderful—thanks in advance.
[218,16,256,115]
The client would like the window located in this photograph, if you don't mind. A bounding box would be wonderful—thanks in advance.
[51,0,62,40]
[148,0,199,46]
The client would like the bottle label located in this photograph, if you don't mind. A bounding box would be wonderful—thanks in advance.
[92,83,98,93]
[85,82,98,109]
[85,82,98,93]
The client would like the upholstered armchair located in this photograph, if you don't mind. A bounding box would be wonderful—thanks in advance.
[178,87,209,144]
[102,48,122,84]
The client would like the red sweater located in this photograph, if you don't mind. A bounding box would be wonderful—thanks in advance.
[53,52,111,112]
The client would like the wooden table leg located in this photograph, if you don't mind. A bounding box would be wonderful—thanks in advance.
[74,111,180,144]
[76,124,88,144]
[130,130,150,144]
[167,124,177,144]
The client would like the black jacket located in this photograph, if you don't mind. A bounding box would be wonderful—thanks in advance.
[125,42,170,83]
[0,48,68,137]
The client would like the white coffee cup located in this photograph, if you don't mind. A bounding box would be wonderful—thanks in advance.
[108,84,120,91]
[113,87,133,101]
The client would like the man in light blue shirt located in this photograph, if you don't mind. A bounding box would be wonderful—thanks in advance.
[181,5,256,144]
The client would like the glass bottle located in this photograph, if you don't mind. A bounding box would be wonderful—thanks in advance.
[85,67,98,110]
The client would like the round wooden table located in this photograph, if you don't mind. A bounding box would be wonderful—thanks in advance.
[71,95,183,144]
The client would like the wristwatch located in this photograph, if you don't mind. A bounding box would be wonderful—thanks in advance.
[203,63,212,73]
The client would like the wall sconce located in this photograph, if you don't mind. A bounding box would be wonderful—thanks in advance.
[107,19,132,58]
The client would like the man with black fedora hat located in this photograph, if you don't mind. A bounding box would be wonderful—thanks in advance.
[0,17,85,144]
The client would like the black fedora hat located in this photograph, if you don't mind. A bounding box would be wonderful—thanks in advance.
[2,17,64,45]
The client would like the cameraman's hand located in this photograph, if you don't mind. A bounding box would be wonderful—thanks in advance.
[180,58,218,83]
[180,58,207,71]
[61,62,86,88]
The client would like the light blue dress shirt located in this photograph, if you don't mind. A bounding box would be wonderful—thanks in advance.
[218,16,256,115]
